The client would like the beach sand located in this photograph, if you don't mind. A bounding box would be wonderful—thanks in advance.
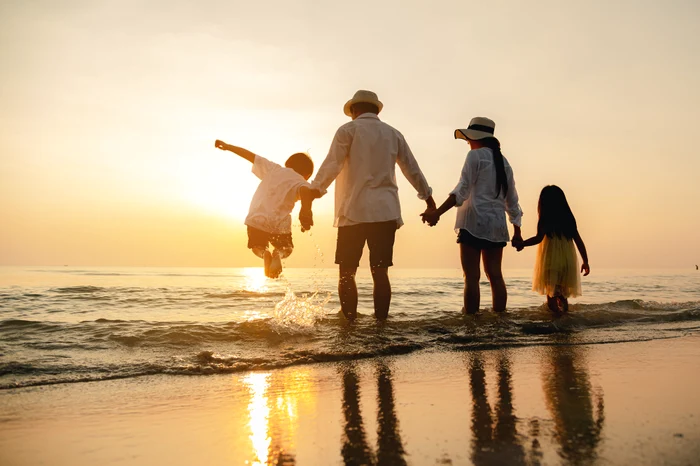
[2,334,699,466]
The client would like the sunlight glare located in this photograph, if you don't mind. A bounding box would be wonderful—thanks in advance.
[244,372,271,466]
[179,117,309,221]
[243,267,268,293]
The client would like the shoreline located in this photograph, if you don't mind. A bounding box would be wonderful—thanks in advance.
[2,334,699,465]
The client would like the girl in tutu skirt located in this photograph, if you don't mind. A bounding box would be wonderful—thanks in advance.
[513,185,590,313]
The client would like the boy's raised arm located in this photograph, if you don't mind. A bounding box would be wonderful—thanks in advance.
[214,140,257,163]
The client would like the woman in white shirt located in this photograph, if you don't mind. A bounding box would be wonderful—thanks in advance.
[422,117,523,314]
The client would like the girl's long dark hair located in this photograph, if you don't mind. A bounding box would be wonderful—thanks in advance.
[479,137,508,198]
[538,185,578,239]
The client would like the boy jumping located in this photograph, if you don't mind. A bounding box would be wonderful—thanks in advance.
[215,140,316,278]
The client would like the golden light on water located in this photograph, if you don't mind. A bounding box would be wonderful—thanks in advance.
[239,268,270,321]
[243,267,268,293]
[244,372,271,466]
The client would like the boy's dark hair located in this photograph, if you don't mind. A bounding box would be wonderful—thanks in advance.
[537,185,578,240]
[285,152,314,178]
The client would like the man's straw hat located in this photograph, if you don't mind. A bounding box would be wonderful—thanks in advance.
[455,117,496,141]
[343,90,383,117]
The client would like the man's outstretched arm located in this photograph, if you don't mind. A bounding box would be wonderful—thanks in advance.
[396,134,435,213]
[310,127,351,195]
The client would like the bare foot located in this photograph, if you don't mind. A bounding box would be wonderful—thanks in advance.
[268,250,282,279]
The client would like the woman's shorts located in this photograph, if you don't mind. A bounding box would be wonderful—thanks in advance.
[247,226,293,251]
[457,229,506,250]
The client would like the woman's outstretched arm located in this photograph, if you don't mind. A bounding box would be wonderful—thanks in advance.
[421,194,455,226]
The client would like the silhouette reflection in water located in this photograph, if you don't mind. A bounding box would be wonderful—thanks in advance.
[468,352,527,466]
[339,360,407,466]
[542,345,604,465]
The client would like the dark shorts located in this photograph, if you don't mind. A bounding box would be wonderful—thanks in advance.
[247,226,293,252]
[336,221,397,268]
[457,229,507,250]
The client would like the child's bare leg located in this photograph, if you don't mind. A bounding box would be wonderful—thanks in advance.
[275,246,293,259]
[251,247,267,259]
[558,296,569,313]
[546,295,559,313]
[553,286,568,313]
[268,249,285,279]
[251,247,273,277]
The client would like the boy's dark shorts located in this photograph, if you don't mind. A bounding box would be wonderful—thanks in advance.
[247,226,293,251]
[457,229,507,250]
[335,221,397,268]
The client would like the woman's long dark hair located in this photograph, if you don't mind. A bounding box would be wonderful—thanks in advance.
[538,185,578,239]
[478,137,508,198]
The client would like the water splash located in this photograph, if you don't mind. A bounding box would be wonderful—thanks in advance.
[271,288,332,332]
[270,226,332,332]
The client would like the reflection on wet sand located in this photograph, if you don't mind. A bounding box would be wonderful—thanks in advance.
[237,344,604,465]
[243,369,317,465]
[340,364,373,465]
[468,352,527,466]
[375,362,407,466]
[340,360,407,466]
[542,345,605,465]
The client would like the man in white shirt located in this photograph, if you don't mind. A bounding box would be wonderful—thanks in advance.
[300,90,435,321]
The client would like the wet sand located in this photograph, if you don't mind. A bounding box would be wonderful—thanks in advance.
[1,334,699,465]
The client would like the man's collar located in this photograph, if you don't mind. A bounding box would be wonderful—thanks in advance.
[356,113,380,120]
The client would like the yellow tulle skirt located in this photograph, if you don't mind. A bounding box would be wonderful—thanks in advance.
[532,235,581,298]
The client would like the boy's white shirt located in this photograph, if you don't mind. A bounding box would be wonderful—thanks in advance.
[245,155,310,234]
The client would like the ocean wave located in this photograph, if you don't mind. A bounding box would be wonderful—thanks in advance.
[52,286,107,293]
[30,269,255,278]
[1,300,698,346]
[0,332,687,391]
[1,299,699,390]
[205,290,287,299]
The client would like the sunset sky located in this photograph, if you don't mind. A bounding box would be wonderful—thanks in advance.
[1,0,699,269]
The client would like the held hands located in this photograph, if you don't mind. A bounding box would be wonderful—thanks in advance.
[511,236,524,251]
[299,208,313,232]
[581,263,590,276]
[298,187,320,232]
[420,207,440,227]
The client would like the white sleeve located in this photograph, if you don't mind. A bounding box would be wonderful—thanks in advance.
[396,133,432,200]
[251,155,281,180]
[310,126,351,195]
[449,151,479,206]
[505,166,523,226]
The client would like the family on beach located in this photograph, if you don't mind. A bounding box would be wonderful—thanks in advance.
[214,90,589,319]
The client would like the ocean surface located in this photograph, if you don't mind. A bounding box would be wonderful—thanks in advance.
[1,266,699,390]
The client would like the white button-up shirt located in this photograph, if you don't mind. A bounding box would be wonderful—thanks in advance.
[450,147,523,242]
[311,113,432,227]
[245,155,310,234]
